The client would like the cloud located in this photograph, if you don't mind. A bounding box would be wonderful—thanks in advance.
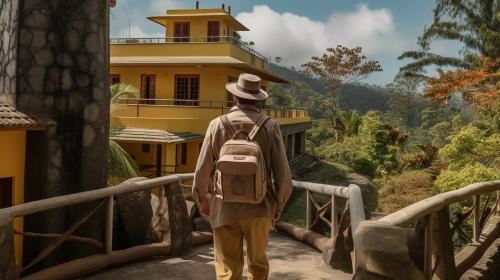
[236,4,407,67]
[117,25,163,38]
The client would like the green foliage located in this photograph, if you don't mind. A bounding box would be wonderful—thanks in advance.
[378,170,434,213]
[434,164,500,193]
[401,144,439,170]
[399,0,499,76]
[108,139,140,186]
[439,126,500,169]
[429,121,452,147]
[339,110,362,137]
[110,83,139,103]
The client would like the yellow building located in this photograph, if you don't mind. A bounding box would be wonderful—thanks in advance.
[0,103,49,271]
[109,5,311,177]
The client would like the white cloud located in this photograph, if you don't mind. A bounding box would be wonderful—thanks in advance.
[117,25,163,38]
[236,4,407,67]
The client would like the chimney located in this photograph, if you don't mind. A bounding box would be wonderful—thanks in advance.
[222,4,225,11]
[196,1,199,9]
[228,5,231,14]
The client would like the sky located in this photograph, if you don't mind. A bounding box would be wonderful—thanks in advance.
[109,0,460,85]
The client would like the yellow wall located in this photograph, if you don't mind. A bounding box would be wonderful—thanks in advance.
[0,130,26,271]
[110,65,242,101]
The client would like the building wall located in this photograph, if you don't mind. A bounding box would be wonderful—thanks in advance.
[0,130,26,271]
[110,65,246,101]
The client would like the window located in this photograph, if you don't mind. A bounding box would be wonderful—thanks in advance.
[181,143,187,165]
[174,22,190,42]
[226,76,237,107]
[175,75,199,106]
[141,74,156,104]
[0,178,13,208]
[207,21,220,42]
[110,74,121,85]
[142,144,150,153]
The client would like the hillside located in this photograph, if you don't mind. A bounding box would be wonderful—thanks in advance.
[268,63,390,118]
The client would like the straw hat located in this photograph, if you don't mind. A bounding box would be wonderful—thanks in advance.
[225,73,268,101]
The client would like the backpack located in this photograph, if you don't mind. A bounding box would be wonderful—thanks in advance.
[213,114,270,204]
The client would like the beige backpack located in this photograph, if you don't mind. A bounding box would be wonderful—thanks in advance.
[213,114,270,204]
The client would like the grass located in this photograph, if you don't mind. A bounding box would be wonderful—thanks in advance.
[281,161,349,228]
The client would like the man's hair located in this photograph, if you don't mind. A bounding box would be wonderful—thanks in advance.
[236,96,258,105]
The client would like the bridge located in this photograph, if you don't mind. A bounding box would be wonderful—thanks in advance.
[0,174,499,279]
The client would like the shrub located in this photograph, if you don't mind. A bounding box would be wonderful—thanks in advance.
[434,164,500,193]
[378,170,433,213]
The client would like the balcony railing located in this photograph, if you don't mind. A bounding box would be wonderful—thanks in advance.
[109,36,269,63]
[114,98,309,119]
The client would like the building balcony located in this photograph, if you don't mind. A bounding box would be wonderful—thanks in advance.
[110,36,268,69]
[111,98,310,134]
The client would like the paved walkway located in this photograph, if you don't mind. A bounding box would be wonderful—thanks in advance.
[84,231,352,280]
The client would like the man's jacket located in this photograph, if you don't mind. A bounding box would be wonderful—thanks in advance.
[192,104,292,228]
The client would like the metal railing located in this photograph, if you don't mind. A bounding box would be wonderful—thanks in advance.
[0,174,363,279]
[114,98,309,120]
[109,36,269,62]
[354,181,500,279]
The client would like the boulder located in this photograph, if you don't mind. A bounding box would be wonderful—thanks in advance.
[348,173,377,215]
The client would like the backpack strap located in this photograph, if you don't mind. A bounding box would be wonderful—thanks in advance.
[248,114,271,141]
[220,115,235,137]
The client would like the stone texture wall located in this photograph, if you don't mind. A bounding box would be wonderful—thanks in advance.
[0,0,19,105]
[11,0,109,269]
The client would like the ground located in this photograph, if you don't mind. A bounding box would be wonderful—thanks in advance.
[83,231,352,280]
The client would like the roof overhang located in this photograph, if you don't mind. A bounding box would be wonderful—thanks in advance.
[110,127,203,144]
[110,56,289,83]
[0,103,54,130]
[148,13,249,31]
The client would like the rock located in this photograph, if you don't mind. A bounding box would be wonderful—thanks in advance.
[353,221,424,280]
[115,191,169,247]
[348,173,377,215]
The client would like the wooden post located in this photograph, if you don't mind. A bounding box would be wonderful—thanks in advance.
[104,196,114,254]
[306,190,311,230]
[496,191,500,214]
[164,181,192,255]
[432,206,457,279]
[156,144,163,177]
[473,194,480,243]
[424,214,433,280]
[0,218,16,280]
[331,195,339,238]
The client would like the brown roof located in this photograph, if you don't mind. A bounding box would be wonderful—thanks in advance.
[0,103,50,130]
[110,127,203,144]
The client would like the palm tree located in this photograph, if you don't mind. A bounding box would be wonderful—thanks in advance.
[108,83,140,186]
[338,110,362,137]
[399,0,499,77]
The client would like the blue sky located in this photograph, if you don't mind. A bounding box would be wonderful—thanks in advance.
[110,0,460,85]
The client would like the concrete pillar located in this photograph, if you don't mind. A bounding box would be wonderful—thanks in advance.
[0,0,110,268]
[287,134,295,160]
[165,144,177,173]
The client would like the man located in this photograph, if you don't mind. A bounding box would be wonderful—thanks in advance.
[192,73,292,280]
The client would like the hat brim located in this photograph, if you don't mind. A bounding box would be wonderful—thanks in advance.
[225,83,268,101]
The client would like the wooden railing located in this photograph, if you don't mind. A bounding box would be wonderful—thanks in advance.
[276,181,365,273]
[354,181,500,279]
[0,174,363,279]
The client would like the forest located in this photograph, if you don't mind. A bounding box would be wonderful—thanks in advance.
[268,0,499,214]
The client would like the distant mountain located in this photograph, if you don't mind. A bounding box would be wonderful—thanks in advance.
[268,63,390,117]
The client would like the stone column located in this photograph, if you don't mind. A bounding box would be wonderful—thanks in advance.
[2,0,109,269]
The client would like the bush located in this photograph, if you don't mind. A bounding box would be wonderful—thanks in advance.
[378,170,433,213]
[434,164,500,193]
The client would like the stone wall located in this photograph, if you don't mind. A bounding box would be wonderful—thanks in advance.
[0,0,19,105]
[10,0,109,269]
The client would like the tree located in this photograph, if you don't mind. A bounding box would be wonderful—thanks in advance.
[386,76,424,130]
[303,45,382,141]
[399,0,499,77]
[424,57,500,109]
[108,83,140,185]
[339,110,362,137]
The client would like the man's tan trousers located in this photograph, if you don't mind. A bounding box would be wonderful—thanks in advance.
[213,217,272,280]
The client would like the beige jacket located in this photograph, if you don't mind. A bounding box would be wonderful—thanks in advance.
[192,104,292,228]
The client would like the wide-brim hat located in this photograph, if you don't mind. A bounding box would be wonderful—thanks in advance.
[225,73,268,101]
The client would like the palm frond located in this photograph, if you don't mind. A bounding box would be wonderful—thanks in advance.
[108,139,140,185]
[110,83,139,103]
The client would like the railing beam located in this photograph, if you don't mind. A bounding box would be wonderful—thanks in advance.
[424,214,433,280]
[473,194,480,243]
[306,190,311,230]
[105,196,114,254]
